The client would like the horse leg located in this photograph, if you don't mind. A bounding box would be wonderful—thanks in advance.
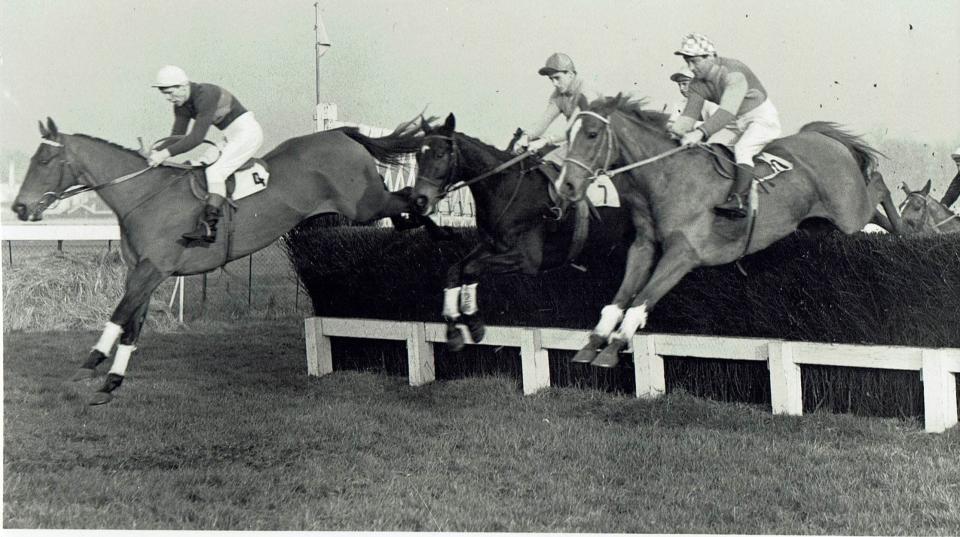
[71,321,123,380]
[869,171,903,234]
[591,238,695,368]
[572,235,656,364]
[88,259,168,405]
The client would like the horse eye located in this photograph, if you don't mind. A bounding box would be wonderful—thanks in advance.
[587,131,599,139]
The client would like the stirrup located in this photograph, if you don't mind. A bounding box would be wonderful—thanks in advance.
[182,219,218,243]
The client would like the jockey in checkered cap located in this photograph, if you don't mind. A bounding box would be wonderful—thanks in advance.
[669,33,782,219]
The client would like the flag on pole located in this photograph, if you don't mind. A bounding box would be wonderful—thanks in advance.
[315,4,331,58]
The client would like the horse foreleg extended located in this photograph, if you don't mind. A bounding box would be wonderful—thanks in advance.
[572,237,656,364]
[591,239,696,368]
[88,259,168,405]
[869,171,903,234]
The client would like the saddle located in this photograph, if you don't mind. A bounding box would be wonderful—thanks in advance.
[188,158,270,202]
[708,144,793,183]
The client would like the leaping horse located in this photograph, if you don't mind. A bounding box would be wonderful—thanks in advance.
[12,117,443,404]
[556,95,903,368]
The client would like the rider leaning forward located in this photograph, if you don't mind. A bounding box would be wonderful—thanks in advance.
[517,52,603,167]
[147,65,264,242]
[669,33,782,219]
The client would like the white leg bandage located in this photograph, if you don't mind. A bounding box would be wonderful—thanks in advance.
[615,304,649,340]
[108,344,136,376]
[460,283,479,315]
[442,287,462,319]
[594,304,624,338]
[93,322,124,355]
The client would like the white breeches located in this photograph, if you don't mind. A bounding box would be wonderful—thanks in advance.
[206,112,263,197]
[730,100,782,165]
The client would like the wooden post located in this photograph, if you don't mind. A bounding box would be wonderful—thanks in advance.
[304,317,333,377]
[406,322,435,386]
[519,328,550,395]
[633,334,665,399]
[921,349,959,433]
[769,341,802,416]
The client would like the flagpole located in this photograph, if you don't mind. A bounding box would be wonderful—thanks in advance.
[314,2,322,108]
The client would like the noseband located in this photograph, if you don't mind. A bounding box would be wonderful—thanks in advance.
[562,110,691,186]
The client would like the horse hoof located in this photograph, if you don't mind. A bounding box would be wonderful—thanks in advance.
[571,348,598,364]
[88,391,113,406]
[591,339,628,368]
[446,325,465,352]
[462,314,485,343]
[70,368,97,382]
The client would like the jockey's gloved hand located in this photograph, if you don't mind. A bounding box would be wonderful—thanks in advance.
[680,128,705,147]
[527,138,549,153]
[669,116,695,138]
[147,149,170,167]
[514,132,530,155]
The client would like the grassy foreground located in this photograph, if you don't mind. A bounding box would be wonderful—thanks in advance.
[4,323,960,533]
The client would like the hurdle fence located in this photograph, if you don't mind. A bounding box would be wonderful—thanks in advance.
[304,317,960,434]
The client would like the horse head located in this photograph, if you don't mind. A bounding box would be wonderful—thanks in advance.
[898,179,958,234]
[411,113,459,216]
[556,94,616,203]
[12,118,82,221]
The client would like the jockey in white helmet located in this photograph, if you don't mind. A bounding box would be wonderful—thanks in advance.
[149,65,264,243]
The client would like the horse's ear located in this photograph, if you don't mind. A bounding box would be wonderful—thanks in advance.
[46,117,58,137]
[921,179,931,195]
[576,94,590,111]
[38,120,49,138]
[442,113,456,133]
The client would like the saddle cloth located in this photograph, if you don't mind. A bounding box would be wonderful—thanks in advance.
[189,158,270,201]
[709,144,793,182]
[540,162,621,208]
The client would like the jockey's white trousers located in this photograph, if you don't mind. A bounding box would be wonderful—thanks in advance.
[730,99,781,166]
[206,112,263,198]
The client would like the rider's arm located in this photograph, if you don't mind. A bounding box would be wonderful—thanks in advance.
[698,71,744,137]
[164,86,220,157]
[525,100,562,142]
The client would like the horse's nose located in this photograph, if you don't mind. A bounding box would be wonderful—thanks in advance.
[11,202,28,221]
[560,180,578,201]
[412,194,430,214]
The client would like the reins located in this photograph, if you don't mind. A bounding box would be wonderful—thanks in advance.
[36,137,191,220]
[442,146,541,194]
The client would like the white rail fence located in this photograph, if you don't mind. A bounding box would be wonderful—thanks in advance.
[304,317,960,434]
[2,222,187,321]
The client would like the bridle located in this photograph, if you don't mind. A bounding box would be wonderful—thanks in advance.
[562,110,691,185]
[900,191,959,233]
[31,136,183,220]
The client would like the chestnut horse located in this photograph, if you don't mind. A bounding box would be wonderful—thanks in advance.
[898,180,960,234]
[556,95,903,367]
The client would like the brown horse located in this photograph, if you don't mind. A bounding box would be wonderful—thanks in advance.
[898,180,960,234]
[556,95,903,367]
[12,118,442,404]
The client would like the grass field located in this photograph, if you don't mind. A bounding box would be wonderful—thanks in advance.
[3,322,959,533]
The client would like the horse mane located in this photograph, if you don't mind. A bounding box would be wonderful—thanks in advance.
[591,94,671,135]
[72,134,143,159]
[444,130,515,162]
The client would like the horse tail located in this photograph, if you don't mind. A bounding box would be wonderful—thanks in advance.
[799,121,885,180]
[338,127,422,166]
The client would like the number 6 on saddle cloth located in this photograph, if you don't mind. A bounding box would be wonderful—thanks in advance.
[146,136,270,201]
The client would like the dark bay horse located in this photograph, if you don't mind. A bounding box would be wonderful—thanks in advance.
[898,180,960,234]
[556,95,903,367]
[404,114,631,350]
[12,118,442,404]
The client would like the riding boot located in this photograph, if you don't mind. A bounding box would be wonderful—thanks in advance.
[714,164,754,219]
[182,193,225,243]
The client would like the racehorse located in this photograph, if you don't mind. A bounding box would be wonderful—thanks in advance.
[898,180,960,234]
[405,114,632,351]
[12,117,445,404]
[555,94,904,368]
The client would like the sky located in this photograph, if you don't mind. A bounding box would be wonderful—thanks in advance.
[1,0,958,163]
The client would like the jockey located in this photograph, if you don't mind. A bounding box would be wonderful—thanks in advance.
[147,65,264,242]
[666,67,737,147]
[516,52,603,167]
[940,146,960,208]
[668,33,782,219]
